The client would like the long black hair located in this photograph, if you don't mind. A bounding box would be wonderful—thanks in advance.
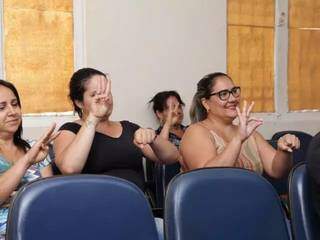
[0,80,30,151]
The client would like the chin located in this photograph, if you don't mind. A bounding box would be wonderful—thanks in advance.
[225,109,237,118]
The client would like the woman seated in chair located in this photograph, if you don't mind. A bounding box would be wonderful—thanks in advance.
[149,90,187,148]
[180,72,300,178]
[0,80,57,238]
[54,68,180,191]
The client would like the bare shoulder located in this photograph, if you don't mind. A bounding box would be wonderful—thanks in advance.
[184,122,210,137]
[181,122,214,146]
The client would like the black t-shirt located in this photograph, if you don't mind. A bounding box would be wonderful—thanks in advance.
[59,121,145,190]
[306,132,320,218]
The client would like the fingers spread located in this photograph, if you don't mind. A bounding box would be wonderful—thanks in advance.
[39,123,56,144]
[247,101,255,116]
[242,100,247,115]
[105,74,112,96]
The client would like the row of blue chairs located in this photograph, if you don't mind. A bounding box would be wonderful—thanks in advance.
[5,163,319,240]
[147,130,313,209]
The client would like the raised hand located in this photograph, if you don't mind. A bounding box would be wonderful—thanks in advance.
[133,128,157,149]
[277,134,300,152]
[236,101,263,142]
[24,123,60,165]
[164,98,180,127]
[88,74,112,121]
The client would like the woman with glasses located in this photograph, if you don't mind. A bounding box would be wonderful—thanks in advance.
[179,72,300,178]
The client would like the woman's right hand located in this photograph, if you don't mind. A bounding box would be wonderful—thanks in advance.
[88,74,112,122]
[24,123,59,165]
[236,101,263,142]
[163,98,180,127]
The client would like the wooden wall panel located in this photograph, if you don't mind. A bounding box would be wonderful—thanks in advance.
[289,0,320,28]
[228,0,274,27]
[3,0,73,113]
[227,0,275,112]
[288,29,320,110]
[228,25,274,112]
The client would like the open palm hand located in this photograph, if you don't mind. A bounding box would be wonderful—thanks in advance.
[236,101,263,142]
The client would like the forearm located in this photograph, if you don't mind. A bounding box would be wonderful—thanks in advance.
[0,157,30,204]
[159,122,171,140]
[149,135,179,164]
[270,150,293,178]
[203,137,242,168]
[56,122,96,174]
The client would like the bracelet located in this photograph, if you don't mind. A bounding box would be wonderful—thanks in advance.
[84,118,96,129]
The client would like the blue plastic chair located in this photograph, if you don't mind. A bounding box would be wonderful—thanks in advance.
[289,163,320,240]
[6,175,159,240]
[154,162,181,208]
[165,167,291,240]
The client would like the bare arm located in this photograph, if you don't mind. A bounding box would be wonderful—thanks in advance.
[0,157,30,205]
[181,101,263,171]
[180,124,242,170]
[158,100,180,140]
[255,132,298,178]
[54,119,97,174]
[159,122,171,140]
[133,128,179,164]
[0,124,57,204]
[55,76,112,174]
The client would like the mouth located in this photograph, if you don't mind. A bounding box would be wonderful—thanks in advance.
[225,105,237,110]
[6,119,20,124]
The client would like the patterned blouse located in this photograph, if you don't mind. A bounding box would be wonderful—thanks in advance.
[0,140,52,236]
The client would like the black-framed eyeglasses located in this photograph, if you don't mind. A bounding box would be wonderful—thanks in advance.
[208,86,241,101]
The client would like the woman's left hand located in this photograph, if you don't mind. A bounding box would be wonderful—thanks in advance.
[133,128,156,149]
[25,123,60,165]
[277,134,300,153]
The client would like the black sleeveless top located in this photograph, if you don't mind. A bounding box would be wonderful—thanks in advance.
[59,121,145,190]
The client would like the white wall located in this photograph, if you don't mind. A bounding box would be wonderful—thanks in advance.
[85,0,226,127]
[22,0,320,140]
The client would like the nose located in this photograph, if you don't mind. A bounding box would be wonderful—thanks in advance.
[8,105,17,115]
[228,93,238,102]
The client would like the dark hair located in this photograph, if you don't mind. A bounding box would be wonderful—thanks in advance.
[149,90,185,114]
[69,68,106,118]
[190,72,231,123]
[0,80,30,151]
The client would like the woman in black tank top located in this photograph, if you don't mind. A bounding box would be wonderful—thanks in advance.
[54,68,179,191]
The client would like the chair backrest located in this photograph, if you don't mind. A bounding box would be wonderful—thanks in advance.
[154,163,181,208]
[165,168,291,240]
[271,131,313,164]
[6,175,159,240]
[289,163,320,240]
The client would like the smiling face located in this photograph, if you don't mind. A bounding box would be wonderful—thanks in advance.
[0,85,22,135]
[202,75,240,121]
